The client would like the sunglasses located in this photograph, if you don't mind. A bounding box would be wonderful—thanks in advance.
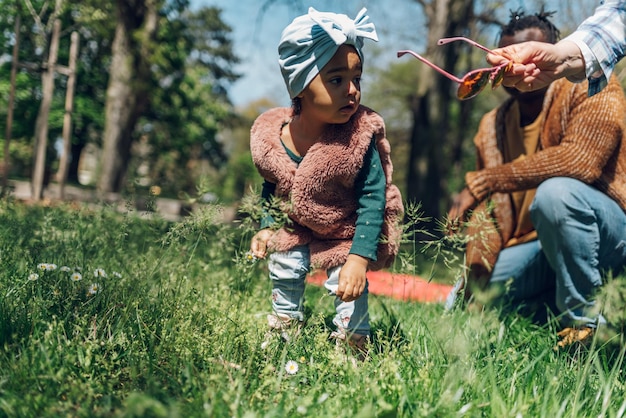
[397,36,512,100]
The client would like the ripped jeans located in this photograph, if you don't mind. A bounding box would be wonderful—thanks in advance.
[268,245,370,336]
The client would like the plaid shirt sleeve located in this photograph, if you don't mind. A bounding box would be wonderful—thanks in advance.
[564,0,626,96]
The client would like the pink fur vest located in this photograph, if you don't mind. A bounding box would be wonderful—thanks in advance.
[250,105,404,270]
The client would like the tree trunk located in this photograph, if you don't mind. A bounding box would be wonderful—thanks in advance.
[3,12,20,193]
[407,0,475,226]
[31,19,61,201]
[97,0,158,195]
[68,141,85,184]
[57,31,79,199]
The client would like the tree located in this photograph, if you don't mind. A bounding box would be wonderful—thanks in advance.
[0,0,110,190]
[97,0,162,195]
[97,1,240,197]
[400,0,479,226]
[135,5,240,198]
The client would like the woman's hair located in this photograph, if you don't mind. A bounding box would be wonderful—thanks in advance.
[499,7,561,44]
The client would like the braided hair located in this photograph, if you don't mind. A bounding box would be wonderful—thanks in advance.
[499,7,561,44]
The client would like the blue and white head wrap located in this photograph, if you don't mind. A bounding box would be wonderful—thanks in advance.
[278,7,378,99]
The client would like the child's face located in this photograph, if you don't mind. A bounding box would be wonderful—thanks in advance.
[298,44,362,124]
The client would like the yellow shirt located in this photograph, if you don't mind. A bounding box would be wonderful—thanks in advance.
[501,101,543,247]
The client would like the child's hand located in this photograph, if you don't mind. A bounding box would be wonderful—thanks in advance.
[337,254,369,302]
[250,229,274,259]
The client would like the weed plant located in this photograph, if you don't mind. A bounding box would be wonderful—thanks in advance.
[0,197,624,417]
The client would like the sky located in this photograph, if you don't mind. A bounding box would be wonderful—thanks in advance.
[189,0,596,108]
[189,0,426,107]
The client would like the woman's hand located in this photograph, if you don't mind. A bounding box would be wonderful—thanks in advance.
[486,40,585,92]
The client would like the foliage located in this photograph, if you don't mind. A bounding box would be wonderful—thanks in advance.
[116,4,241,198]
[0,199,624,416]
[0,0,239,196]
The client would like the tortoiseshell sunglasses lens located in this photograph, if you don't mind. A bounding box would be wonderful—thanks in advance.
[457,70,491,100]
[490,62,512,89]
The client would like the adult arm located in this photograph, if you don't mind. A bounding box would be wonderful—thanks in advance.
[486,1,626,95]
[465,79,625,200]
[565,0,626,95]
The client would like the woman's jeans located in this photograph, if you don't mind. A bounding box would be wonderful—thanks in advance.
[268,245,370,336]
[490,177,626,327]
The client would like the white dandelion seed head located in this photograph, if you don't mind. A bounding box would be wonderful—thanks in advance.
[71,272,83,282]
[28,273,39,281]
[285,360,299,375]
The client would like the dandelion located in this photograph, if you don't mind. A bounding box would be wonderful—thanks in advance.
[285,360,299,375]
[28,273,39,281]
[70,272,82,282]
[94,268,107,278]
[60,266,71,272]
[88,283,101,295]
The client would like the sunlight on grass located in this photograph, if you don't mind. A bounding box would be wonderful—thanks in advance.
[0,197,623,417]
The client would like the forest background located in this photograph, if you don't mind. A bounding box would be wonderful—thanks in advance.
[0,0,621,224]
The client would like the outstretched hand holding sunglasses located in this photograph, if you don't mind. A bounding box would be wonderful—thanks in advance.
[397,36,512,100]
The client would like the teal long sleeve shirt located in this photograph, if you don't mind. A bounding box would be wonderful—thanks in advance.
[260,136,386,261]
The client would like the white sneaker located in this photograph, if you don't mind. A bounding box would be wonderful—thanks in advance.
[444,277,465,311]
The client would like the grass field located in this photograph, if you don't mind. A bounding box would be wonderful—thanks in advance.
[0,198,624,417]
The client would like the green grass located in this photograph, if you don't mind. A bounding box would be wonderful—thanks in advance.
[0,198,624,417]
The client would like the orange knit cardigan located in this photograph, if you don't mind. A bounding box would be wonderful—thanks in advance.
[464,76,626,274]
